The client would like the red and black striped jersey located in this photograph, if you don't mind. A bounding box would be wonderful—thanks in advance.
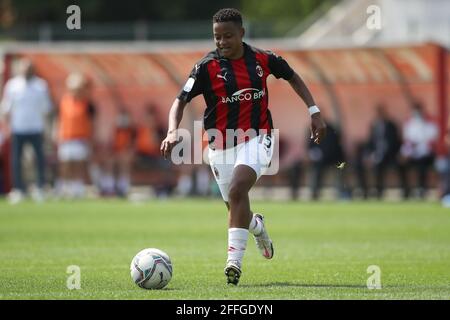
[177,42,294,148]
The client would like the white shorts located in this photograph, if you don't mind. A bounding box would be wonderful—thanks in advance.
[208,134,274,202]
[58,140,90,162]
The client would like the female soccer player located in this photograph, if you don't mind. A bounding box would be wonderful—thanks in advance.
[161,8,326,285]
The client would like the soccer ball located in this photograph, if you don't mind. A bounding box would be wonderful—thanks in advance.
[130,248,173,289]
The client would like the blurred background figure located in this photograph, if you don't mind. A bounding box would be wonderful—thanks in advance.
[136,105,163,163]
[91,143,114,197]
[353,141,371,199]
[0,0,447,203]
[0,58,52,204]
[0,123,6,194]
[55,73,96,199]
[439,121,450,207]
[400,102,438,199]
[111,107,136,197]
[135,104,175,198]
[367,104,407,199]
[306,119,348,200]
[286,158,303,201]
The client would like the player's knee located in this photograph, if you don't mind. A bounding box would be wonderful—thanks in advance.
[228,181,249,204]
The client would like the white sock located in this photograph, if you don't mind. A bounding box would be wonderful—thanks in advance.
[248,214,263,236]
[227,228,249,267]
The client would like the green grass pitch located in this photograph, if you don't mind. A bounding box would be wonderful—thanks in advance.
[0,199,449,299]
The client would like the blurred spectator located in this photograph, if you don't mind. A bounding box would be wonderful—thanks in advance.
[135,104,175,197]
[54,73,96,198]
[176,165,211,197]
[91,143,114,197]
[111,107,136,197]
[400,102,438,199]
[263,136,300,200]
[353,141,370,199]
[306,121,348,200]
[0,126,5,194]
[286,158,302,201]
[176,133,211,198]
[136,105,164,160]
[439,122,450,207]
[0,58,52,204]
[367,104,407,199]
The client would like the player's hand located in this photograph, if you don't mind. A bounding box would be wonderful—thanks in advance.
[310,113,327,144]
[160,131,179,159]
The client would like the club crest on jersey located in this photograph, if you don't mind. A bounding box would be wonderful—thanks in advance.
[256,65,264,77]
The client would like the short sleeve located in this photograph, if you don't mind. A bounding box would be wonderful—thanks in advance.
[267,51,294,80]
[177,63,205,103]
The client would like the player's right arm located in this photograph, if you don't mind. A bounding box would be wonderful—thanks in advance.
[160,98,188,159]
[160,61,205,159]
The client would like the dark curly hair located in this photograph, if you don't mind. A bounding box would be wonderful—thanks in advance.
[212,8,243,26]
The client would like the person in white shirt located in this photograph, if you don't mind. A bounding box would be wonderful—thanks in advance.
[0,58,52,203]
[400,102,438,199]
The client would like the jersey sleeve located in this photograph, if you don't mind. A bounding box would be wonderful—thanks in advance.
[177,62,205,103]
[267,51,294,80]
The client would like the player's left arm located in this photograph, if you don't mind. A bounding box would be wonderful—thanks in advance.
[288,72,327,144]
[267,51,326,144]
